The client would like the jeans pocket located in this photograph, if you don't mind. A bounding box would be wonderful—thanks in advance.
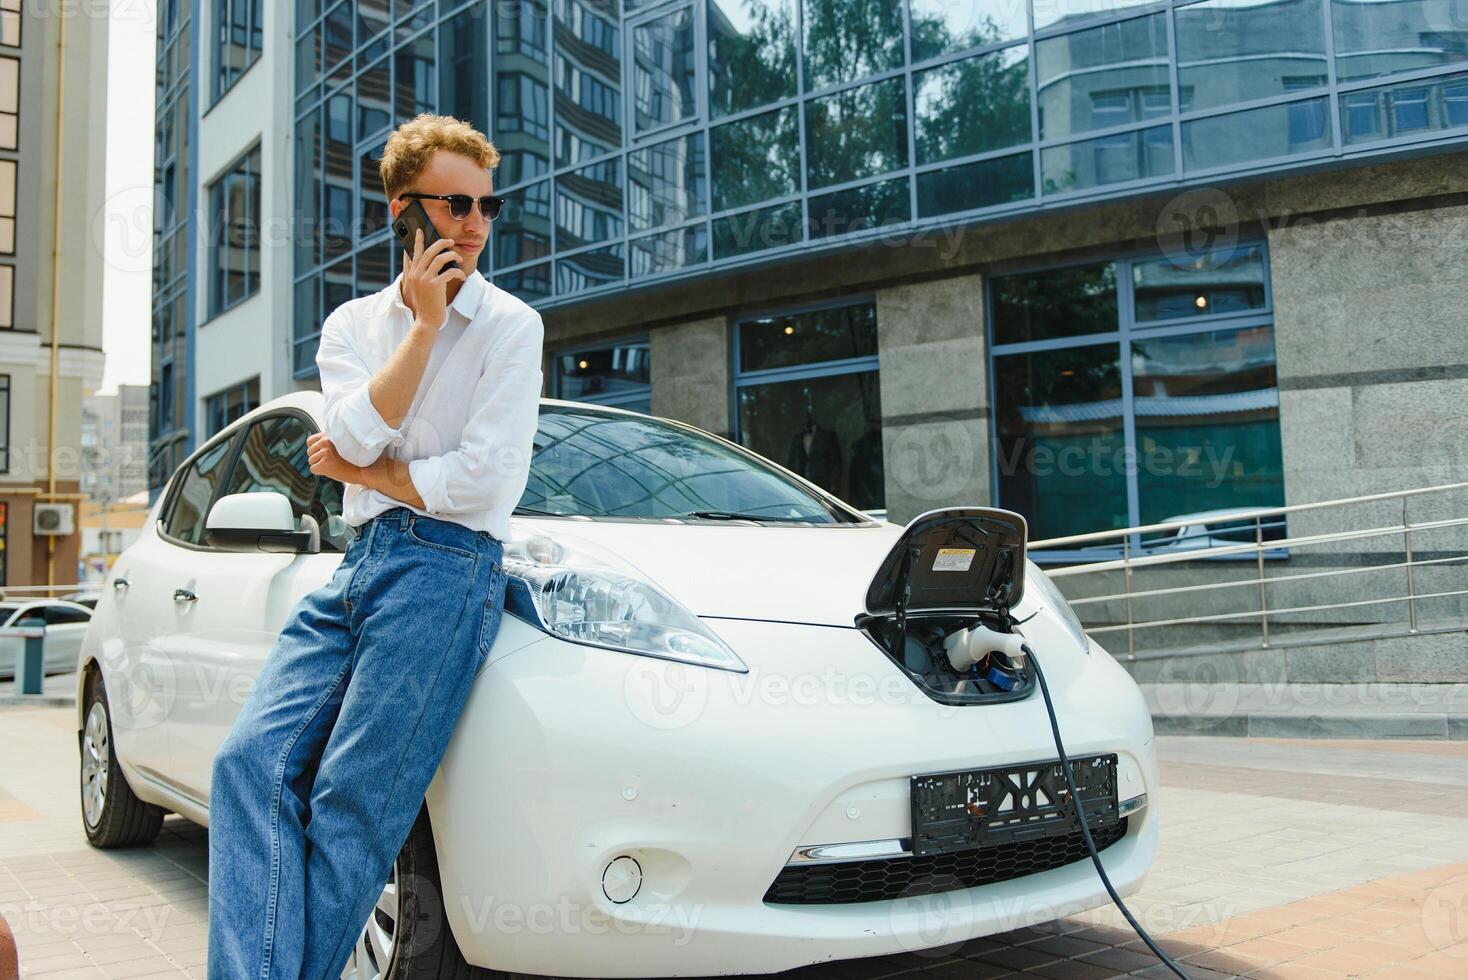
[406,517,478,562]
[477,561,510,661]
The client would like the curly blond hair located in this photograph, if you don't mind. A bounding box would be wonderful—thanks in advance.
[379,114,500,200]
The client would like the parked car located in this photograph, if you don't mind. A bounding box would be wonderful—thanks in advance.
[1144,507,1289,553]
[76,392,1157,980]
[0,599,92,680]
[60,590,102,610]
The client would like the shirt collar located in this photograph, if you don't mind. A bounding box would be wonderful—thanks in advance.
[381,268,489,322]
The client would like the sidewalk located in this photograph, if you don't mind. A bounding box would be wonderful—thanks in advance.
[0,671,77,708]
[2,705,1467,978]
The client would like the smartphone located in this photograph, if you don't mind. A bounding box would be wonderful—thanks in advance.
[391,199,442,257]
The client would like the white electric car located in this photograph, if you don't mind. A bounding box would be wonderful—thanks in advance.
[1,599,91,679]
[76,393,1157,980]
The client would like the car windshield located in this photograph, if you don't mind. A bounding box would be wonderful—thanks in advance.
[518,406,862,524]
[0,602,23,624]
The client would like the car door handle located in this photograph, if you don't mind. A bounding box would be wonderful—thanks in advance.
[173,588,197,603]
[113,577,129,593]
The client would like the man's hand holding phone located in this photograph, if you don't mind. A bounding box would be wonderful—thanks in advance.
[400,229,465,330]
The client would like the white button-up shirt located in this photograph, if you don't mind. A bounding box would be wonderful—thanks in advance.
[315,269,544,542]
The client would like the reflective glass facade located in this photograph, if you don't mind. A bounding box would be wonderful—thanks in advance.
[212,0,263,103]
[208,145,262,317]
[990,242,1285,543]
[288,0,1468,341]
[550,337,652,411]
[150,0,197,496]
[734,299,885,511]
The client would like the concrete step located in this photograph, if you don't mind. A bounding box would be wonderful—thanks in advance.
[1140,682,1468,739]
[1107,619,1468,685]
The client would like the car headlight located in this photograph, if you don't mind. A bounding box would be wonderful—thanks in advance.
[502,533,748,673]
[1024,560,1091,655]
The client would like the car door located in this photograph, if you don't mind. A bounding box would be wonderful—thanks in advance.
[40,602,91,672]
[105,432,240,789]
[167,410,352,803]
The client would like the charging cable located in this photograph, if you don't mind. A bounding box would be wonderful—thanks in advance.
[1024,642,1191,980]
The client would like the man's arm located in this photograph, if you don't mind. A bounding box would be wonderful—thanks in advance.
[309,313,546,513]
[317,235,465,467]
[353,454,427,510]
[317,306,438,468]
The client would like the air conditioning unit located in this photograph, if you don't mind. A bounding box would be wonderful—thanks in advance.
[34,503,75,535]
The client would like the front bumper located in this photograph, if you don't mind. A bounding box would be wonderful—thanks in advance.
[425,615,1159,977]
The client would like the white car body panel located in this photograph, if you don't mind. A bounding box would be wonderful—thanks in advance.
[507,518,907,625]
[78,393,1160,977]
[426,620,1155,976]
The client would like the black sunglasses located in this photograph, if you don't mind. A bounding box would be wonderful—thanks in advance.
[399,192,505,221]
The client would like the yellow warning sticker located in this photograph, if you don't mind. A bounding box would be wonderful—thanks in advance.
[932,547,976,572]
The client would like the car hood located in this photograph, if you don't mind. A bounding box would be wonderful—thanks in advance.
[509,517,906,627]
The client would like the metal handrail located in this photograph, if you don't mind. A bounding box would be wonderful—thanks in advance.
[1042,516,1468,579]
[1032,481,1468,549]
[1031,482,1468,661]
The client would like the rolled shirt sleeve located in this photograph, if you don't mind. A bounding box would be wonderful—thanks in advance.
[407,311,545,517]
[316,307,408,468]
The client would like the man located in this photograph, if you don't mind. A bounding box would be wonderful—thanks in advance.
[206,114,544,980]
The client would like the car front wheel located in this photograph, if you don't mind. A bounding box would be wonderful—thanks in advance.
[345,805,524,980]
[80,670,165,848]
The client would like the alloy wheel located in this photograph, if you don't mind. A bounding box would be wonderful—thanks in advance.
[81,701,110,827]
[340,870,399,980]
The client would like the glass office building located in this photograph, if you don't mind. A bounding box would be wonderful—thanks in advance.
[154,0,1468,543]
[149,0,197,495]
[289,0,1468,319]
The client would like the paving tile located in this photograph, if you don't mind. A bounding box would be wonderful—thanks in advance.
[104,956,194,978]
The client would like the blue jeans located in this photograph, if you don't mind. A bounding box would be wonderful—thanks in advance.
[206,506,508,980]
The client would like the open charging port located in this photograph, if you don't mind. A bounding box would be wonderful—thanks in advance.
[854,508,1034,706]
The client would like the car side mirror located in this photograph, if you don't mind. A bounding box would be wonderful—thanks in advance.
[205,491,321,554]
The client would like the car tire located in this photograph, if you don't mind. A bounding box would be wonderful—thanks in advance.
[351,806,555,980]
[80,671,165,848]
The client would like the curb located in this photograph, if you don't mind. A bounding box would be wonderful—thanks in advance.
[1153,711,1468,740]
[0,695,76,708]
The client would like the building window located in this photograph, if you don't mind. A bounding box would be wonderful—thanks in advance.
[0,158,14,253]
[0,374,8,471]
[208,145,262,317]
[159,361,175,434]
[0,0,18,48]
[552,339,651,412]
[205,376,261,436]
[213,0,263,103]
[989,242,1284,546]
[0,55,17,149]
[733,300,886,511]
[0,265,11,328]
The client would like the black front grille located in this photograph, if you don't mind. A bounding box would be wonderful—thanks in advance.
[763,817,1128,905]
